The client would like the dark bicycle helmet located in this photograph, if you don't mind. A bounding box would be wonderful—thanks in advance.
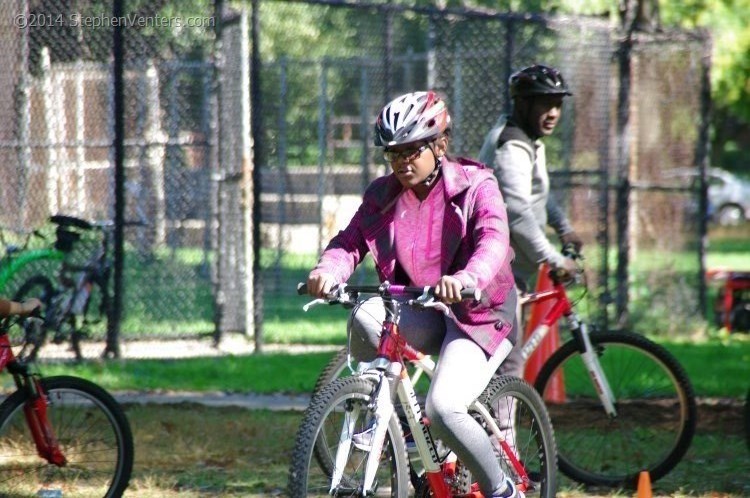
[509,64,572,98]
[374,91,451,147]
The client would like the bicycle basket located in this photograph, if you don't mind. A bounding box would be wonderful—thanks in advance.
[55,227,81,252]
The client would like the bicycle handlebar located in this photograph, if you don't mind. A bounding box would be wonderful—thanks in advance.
[297,282,480,301]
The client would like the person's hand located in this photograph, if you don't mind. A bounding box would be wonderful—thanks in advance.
[306,272,337,298]
[560,231,584,254]
[20,298,42,316]
[433,275,464,304]
[552,257,578,282]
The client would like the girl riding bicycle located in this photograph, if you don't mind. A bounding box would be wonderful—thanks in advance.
[306,91,523,498]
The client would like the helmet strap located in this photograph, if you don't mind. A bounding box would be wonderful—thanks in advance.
[421,145,442,187]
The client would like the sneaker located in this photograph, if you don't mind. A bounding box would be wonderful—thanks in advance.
[351,425,376,452]
[492,478,525,498]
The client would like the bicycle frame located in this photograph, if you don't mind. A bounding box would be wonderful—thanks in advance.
[519,270,617,416]
[324,286,531,497]
[0,320,66,466]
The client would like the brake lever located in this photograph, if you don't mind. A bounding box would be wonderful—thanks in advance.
[302,283,351,312]
[303,298,327,312]
[409,297,450,315]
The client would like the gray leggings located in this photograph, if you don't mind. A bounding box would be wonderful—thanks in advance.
[348,298,513,496]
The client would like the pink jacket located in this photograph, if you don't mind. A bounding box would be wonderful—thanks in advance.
[312,157,516,355]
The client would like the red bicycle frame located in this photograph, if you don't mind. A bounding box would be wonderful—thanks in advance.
[0,330,66,466]
[370,285,531,498]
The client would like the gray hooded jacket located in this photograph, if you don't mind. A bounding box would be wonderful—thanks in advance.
[478,115,573,283]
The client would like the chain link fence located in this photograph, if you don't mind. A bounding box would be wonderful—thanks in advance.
[0,0,712,359]
[253,1,711,337]
[0,1,221,358]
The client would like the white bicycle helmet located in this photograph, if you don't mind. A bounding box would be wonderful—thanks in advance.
[374,91,451,147]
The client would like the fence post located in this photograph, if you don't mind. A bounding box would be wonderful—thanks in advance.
[74,60,87,213]
[696,38,712,318]
[317,59,328,254]
[144,60,166,246]
[40,47,60,217]
[16,0,31,224]
[614,34,633,326]
[275,56,288,293]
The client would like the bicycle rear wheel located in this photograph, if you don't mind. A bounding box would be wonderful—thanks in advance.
[289,376,409,497]
[0,375,134,497]
[535,330,696,487]
[475,375,557,498]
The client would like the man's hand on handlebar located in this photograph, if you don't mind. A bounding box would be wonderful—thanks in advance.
[560,231,584,254]
[551,256,579,282]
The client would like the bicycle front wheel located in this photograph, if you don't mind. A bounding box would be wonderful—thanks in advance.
[0,375,134,497]
[535,330,696,487]
[476,375,557,498]
[289,376,410,497]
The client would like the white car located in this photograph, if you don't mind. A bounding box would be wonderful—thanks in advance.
[663,167,750,226]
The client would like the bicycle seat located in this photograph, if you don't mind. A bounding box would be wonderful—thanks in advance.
[50,215,93,231]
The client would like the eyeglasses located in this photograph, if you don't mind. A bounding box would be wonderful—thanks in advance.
[383,144,429,163]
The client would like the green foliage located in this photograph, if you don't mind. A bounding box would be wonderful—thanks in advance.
[661,0,750,123]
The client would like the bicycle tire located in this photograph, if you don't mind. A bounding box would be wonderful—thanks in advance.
[534,330,696,487]
[0,375,134,497]
[311,348,352,477]
[311,349,426,488]
[312,347,351,395]
[288,376,410,497]
[475,375,558,498]
[13,274,54,360]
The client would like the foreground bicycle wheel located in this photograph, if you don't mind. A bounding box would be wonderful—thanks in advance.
[0,375,134,497]
[535,330,696,487]
[473,375,557,498]
[289,376,410,497]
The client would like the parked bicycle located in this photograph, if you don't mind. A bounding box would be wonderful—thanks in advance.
[0,311,133,496]
[288,282,557,497]
[14,215,113,361]
[311,247,697,488]
[0,224,66,296]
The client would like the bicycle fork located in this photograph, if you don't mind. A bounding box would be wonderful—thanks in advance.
[522,316,618,417]
[569,321,617,416]
[9,365,67,466]
[329,363,399,495]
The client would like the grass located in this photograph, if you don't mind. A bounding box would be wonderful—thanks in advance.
[115,403,748,497]
[13,332,748,399]
[4,225,748,497]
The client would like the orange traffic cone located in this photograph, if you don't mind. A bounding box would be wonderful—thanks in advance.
[523,263,565,403]
[636,471,653,498]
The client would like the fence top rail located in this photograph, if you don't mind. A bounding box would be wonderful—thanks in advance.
[273,0,609,26]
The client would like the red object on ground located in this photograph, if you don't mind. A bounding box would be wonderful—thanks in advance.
[707,269,750,332]
[522,263,565,402]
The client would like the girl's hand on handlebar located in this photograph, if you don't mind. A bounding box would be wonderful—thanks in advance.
[433,275,464,304]
[306,272,337,298]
